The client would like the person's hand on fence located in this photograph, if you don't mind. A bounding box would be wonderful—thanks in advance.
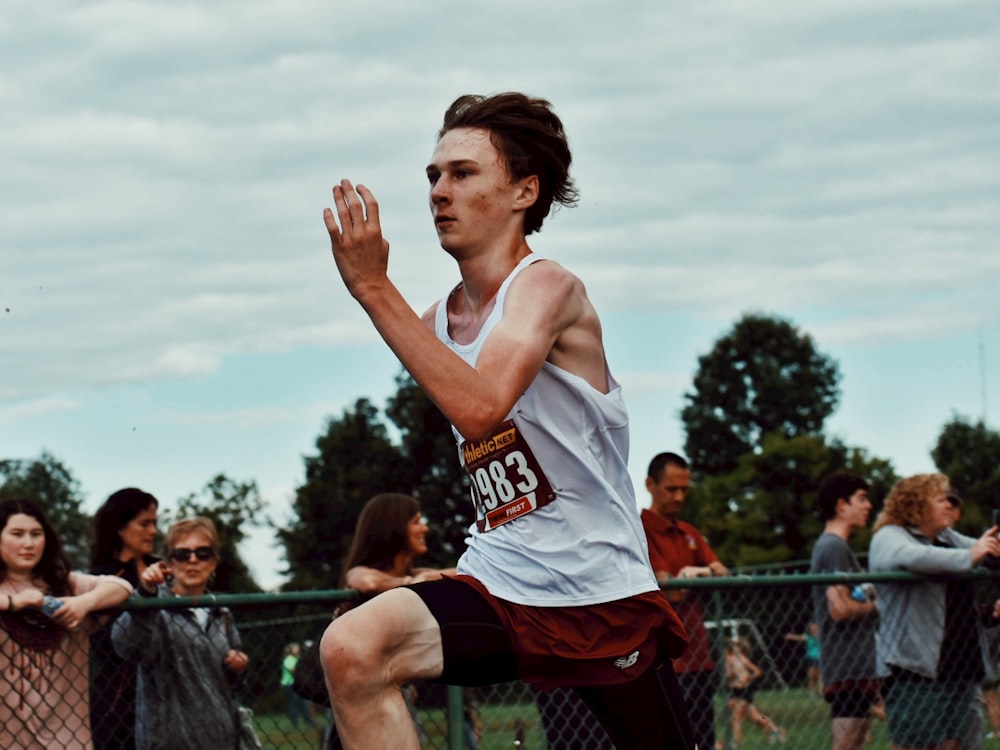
[971,527,1000,565]
[411,567,457,584]
[225,649,250,673]
[48,596,89,630]
[676,566,713,579]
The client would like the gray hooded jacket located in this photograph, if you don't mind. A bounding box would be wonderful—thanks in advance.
[112,585,243,750]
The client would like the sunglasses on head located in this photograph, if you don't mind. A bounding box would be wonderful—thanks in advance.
[169,546,216,563]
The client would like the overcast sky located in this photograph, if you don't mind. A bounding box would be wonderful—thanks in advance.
[2,0,997,589]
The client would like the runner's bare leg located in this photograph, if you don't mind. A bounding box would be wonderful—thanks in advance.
[321,589,444,749]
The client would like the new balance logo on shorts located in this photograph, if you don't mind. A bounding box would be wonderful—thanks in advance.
[613,650,639,669]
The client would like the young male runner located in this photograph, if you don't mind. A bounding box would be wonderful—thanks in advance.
[320,92,692,749]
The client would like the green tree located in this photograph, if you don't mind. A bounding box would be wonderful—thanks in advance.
[0,453,91,567]
[687,434,896,568]
[681,313,841,476]
[385,373,471,565]
[278,398,413,590]
[163,474,264,593]
[931,415,1000,533]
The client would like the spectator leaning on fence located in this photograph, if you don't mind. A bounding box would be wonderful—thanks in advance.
[89,487,161,750]
[0,498,133,750]
[810,471,880,750]
[869,473,1000,750]
[641,451,729,750]
[333,494,458,748]
[339,493,456,606]
[112,517,250,750]
[943,489,994,750]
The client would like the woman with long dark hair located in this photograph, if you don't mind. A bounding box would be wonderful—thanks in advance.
[0,498,133,749]
[89,487,159,750]
[339,493,454,596]
[324,494,457,747]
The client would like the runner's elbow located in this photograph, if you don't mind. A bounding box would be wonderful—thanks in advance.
[453,410,508,443]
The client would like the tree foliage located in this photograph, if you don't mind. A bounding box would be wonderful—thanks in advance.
[278,375,472,590]
[676,313,896,568]
[0,453,91,568]
[931,415,1000,534]
[384,373,472,564]
[686,434,896,568]
[681,313,841,476]
[164,473,264,593]
[277,398,416,590]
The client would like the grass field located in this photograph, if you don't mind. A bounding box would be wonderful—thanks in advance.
[248,687,1000,748]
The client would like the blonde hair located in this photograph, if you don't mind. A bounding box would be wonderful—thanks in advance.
[164,516,220,557]
[873,473,949,531]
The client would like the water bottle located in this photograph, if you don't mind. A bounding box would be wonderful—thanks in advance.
[40,595,63,617]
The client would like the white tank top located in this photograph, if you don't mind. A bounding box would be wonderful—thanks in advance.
[435,254,658,606]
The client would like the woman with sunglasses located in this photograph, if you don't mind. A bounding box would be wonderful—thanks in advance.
[0,498,133,749]
[89,487,160,750]
[112,517,250,750]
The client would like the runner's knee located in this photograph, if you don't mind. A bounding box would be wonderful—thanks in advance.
[320,614,385,696]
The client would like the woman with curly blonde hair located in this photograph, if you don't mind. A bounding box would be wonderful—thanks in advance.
[870,473,1000,749]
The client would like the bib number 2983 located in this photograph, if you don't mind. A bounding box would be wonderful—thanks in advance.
[461,420,556,532]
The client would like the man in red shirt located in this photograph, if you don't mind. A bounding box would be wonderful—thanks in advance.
[642,452,728,750]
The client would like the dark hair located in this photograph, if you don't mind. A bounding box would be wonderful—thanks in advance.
[0,499,73,596]
[440,92,579,235]
[816,472,871,522]
[90,487,159,569]
[647,452,690,482]
[339,494,421,587]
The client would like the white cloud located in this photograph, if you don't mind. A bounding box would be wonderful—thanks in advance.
[1,2,998,588]
[0,397,78,424]
[617,370,691,399]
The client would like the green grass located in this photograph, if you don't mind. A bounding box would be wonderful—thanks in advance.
[247,688,904,749]
[717,687,889,749]
[250,710,329,749]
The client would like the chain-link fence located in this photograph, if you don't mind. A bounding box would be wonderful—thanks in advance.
[4,570,1000,749]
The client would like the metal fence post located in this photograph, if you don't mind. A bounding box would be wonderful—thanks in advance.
[446,684,464,750]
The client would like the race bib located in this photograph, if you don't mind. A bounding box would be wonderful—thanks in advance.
[461,419,557,532]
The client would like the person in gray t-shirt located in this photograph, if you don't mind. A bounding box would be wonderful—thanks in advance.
[810,473,879,750]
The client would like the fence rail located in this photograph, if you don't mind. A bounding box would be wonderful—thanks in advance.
[3,570,1000,749]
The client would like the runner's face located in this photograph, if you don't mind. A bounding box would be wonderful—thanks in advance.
[646,464,691,520]
[426,127,525,256]
[408,513,429,556]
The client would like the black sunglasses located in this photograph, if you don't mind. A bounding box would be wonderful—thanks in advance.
[169,546,216,563]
